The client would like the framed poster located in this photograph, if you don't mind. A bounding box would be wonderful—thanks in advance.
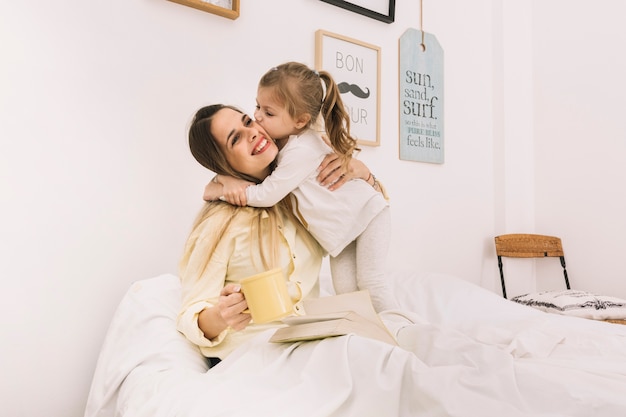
[315,30,381,147]
[167,0,240,20]
[320,0,395,24]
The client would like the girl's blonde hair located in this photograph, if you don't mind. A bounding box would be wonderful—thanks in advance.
[258,62,359,163]
[185,104,322,276]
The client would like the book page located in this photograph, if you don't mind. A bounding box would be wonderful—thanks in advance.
[270,290,397,345]
[303,290,381,323]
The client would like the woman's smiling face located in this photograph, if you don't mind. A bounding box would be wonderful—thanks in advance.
[210,107,279,180]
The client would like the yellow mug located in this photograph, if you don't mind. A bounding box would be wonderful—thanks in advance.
[240,268,301,324]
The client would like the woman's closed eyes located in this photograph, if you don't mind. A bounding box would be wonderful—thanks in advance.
[230,115,254,146]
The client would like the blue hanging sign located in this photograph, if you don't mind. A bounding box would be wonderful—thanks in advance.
[399,29,444,164]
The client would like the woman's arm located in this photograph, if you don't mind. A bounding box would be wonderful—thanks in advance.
[178,211,252,347]
[317,154,384,195]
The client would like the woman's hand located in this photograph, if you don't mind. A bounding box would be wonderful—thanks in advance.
[216,284,252,331]
[198,284,251,339]
[317,153,370,191]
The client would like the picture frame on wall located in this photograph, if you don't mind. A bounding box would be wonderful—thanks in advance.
[320,0,395,24]
[315,30,381,147]
[167,0,240,20]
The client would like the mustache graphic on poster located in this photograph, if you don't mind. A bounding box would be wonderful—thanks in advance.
[399,28,444,164]
[338,82,371,99]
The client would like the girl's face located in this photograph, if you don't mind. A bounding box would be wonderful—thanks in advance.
[211,107,278,180]
[254,87,302,141]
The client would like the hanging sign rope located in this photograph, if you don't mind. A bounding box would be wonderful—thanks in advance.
[399,3,444,164]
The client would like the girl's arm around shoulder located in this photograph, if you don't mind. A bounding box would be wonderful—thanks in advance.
[244,137,327,206]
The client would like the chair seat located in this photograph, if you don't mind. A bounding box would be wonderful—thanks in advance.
[510,289,626,321]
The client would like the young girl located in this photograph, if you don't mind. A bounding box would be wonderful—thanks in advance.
[206,62,398,312]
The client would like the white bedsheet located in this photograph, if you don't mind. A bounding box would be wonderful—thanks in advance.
[84,271,626,417]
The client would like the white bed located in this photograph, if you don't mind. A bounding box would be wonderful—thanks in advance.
[84,270,626,417]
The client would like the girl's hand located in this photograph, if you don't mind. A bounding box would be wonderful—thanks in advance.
[203,176,254,206]
[217,284,251,331]
[219,176,254,206]
[203,177,223,201]
[317,154,369,191]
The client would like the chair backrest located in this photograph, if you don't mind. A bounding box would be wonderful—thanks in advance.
[494,233,570,298]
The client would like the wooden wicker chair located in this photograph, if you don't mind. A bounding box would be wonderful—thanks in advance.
[494,233,626,324]
[494,234,570,299]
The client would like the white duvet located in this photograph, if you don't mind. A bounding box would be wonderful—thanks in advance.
[84,271,626,417]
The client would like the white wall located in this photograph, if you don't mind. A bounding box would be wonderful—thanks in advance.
[532,0,626,296]
[1,0,624,415]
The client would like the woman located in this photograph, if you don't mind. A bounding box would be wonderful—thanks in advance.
[176,104,380,359]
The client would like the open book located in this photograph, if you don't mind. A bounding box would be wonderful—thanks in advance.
[269,290,397,346]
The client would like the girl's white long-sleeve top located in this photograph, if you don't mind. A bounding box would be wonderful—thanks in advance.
[245,129,388,257]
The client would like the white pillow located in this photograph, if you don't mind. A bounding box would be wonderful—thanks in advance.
[511,289,626,320]
[85,274,209,417]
